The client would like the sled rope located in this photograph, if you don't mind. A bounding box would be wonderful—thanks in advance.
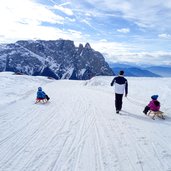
[126,97,171,115]
[162,106,171,113]
[126,97,145,107]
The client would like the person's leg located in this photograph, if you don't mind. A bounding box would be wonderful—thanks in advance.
[115,93,118,111]
[143,106,150,114]
[115,94,122,113]
[45,95,50,101]
[118,94,123,111]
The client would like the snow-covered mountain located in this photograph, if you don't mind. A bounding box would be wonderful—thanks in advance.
[109,63,171,77]
[109,63,157,77]
[0,72,171,171]
[0,40,114,80]
[112,67,161,77]
[145,66,171,77]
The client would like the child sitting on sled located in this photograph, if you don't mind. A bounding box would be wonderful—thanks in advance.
[143,95,160,114]
[143,95,164,119]
[36,87,50,103]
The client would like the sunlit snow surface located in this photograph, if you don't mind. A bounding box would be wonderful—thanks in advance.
[0,72,171,171]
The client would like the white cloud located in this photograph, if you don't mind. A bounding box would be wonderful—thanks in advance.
[81,19,91,26]
[117,28,130,33]
[54,5,74,16]
[67,29,83,39]
[158,33,171,39]
[0,22,86,44]
[0,0,64,24]
[60,2,71,6]
[99,39,108,42]
[90,40,171,65]
[0,0,93,44]
[81,19,98,31]
[0,0,66,43]
[78,0,171,32]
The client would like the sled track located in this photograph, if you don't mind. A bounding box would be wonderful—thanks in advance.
[50,94,96,171]
[1,79,171,171]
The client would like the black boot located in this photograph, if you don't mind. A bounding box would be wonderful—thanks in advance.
[116,110,119,114]
[143,106,150,115]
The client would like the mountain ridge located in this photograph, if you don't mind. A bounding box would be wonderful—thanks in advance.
[0,39,114,80]
[109,62,171,77]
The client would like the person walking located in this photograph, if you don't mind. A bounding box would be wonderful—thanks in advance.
[110,70,128,114]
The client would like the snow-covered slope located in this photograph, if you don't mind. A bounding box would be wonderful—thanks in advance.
[0,72,171,171]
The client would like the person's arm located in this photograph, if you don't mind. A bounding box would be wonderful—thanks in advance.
[110,78,115,86]
[42,91,46,98]
[157,102,160,110]
[148,101,153,108]
[125,80,128,96]
[157,106,160,111]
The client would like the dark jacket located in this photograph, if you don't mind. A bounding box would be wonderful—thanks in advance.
[111,75,128,95]
[37,90,46,99]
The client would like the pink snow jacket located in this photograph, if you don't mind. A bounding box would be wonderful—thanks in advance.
[148,100,160,111]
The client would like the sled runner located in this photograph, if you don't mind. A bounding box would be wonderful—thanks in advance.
[36,87,50,104]
[148,110,165,120]
[35,98,47,104]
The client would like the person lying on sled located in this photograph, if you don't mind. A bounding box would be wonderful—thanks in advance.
[143,95,160,114]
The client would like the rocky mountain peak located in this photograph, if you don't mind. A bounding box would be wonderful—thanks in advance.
[0,39,114,80]
[85,43,91,49]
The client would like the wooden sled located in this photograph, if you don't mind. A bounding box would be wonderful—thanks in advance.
[35,98,47,104]
[148,110,165,120]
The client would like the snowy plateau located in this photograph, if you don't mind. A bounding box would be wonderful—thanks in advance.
[0,72,171,171]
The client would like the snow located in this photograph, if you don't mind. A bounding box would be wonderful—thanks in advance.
[15,43,46,63]
[80,68,86,75]
[61,68,74,79]
[0,72,171,171]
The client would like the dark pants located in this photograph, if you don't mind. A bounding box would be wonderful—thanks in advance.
[143,106,150,114]
[45,95,50,101]
[115,93,123,111]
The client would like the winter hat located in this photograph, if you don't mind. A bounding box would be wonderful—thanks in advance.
[119,70,124,75]
[38,87,42,91]
[151,95,158,100]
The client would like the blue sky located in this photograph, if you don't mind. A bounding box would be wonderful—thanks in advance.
[1,0,171,65]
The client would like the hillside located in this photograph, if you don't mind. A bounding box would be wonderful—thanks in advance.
[0,72,171,171]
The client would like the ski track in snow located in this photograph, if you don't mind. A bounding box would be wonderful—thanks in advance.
[0,73,171,171]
